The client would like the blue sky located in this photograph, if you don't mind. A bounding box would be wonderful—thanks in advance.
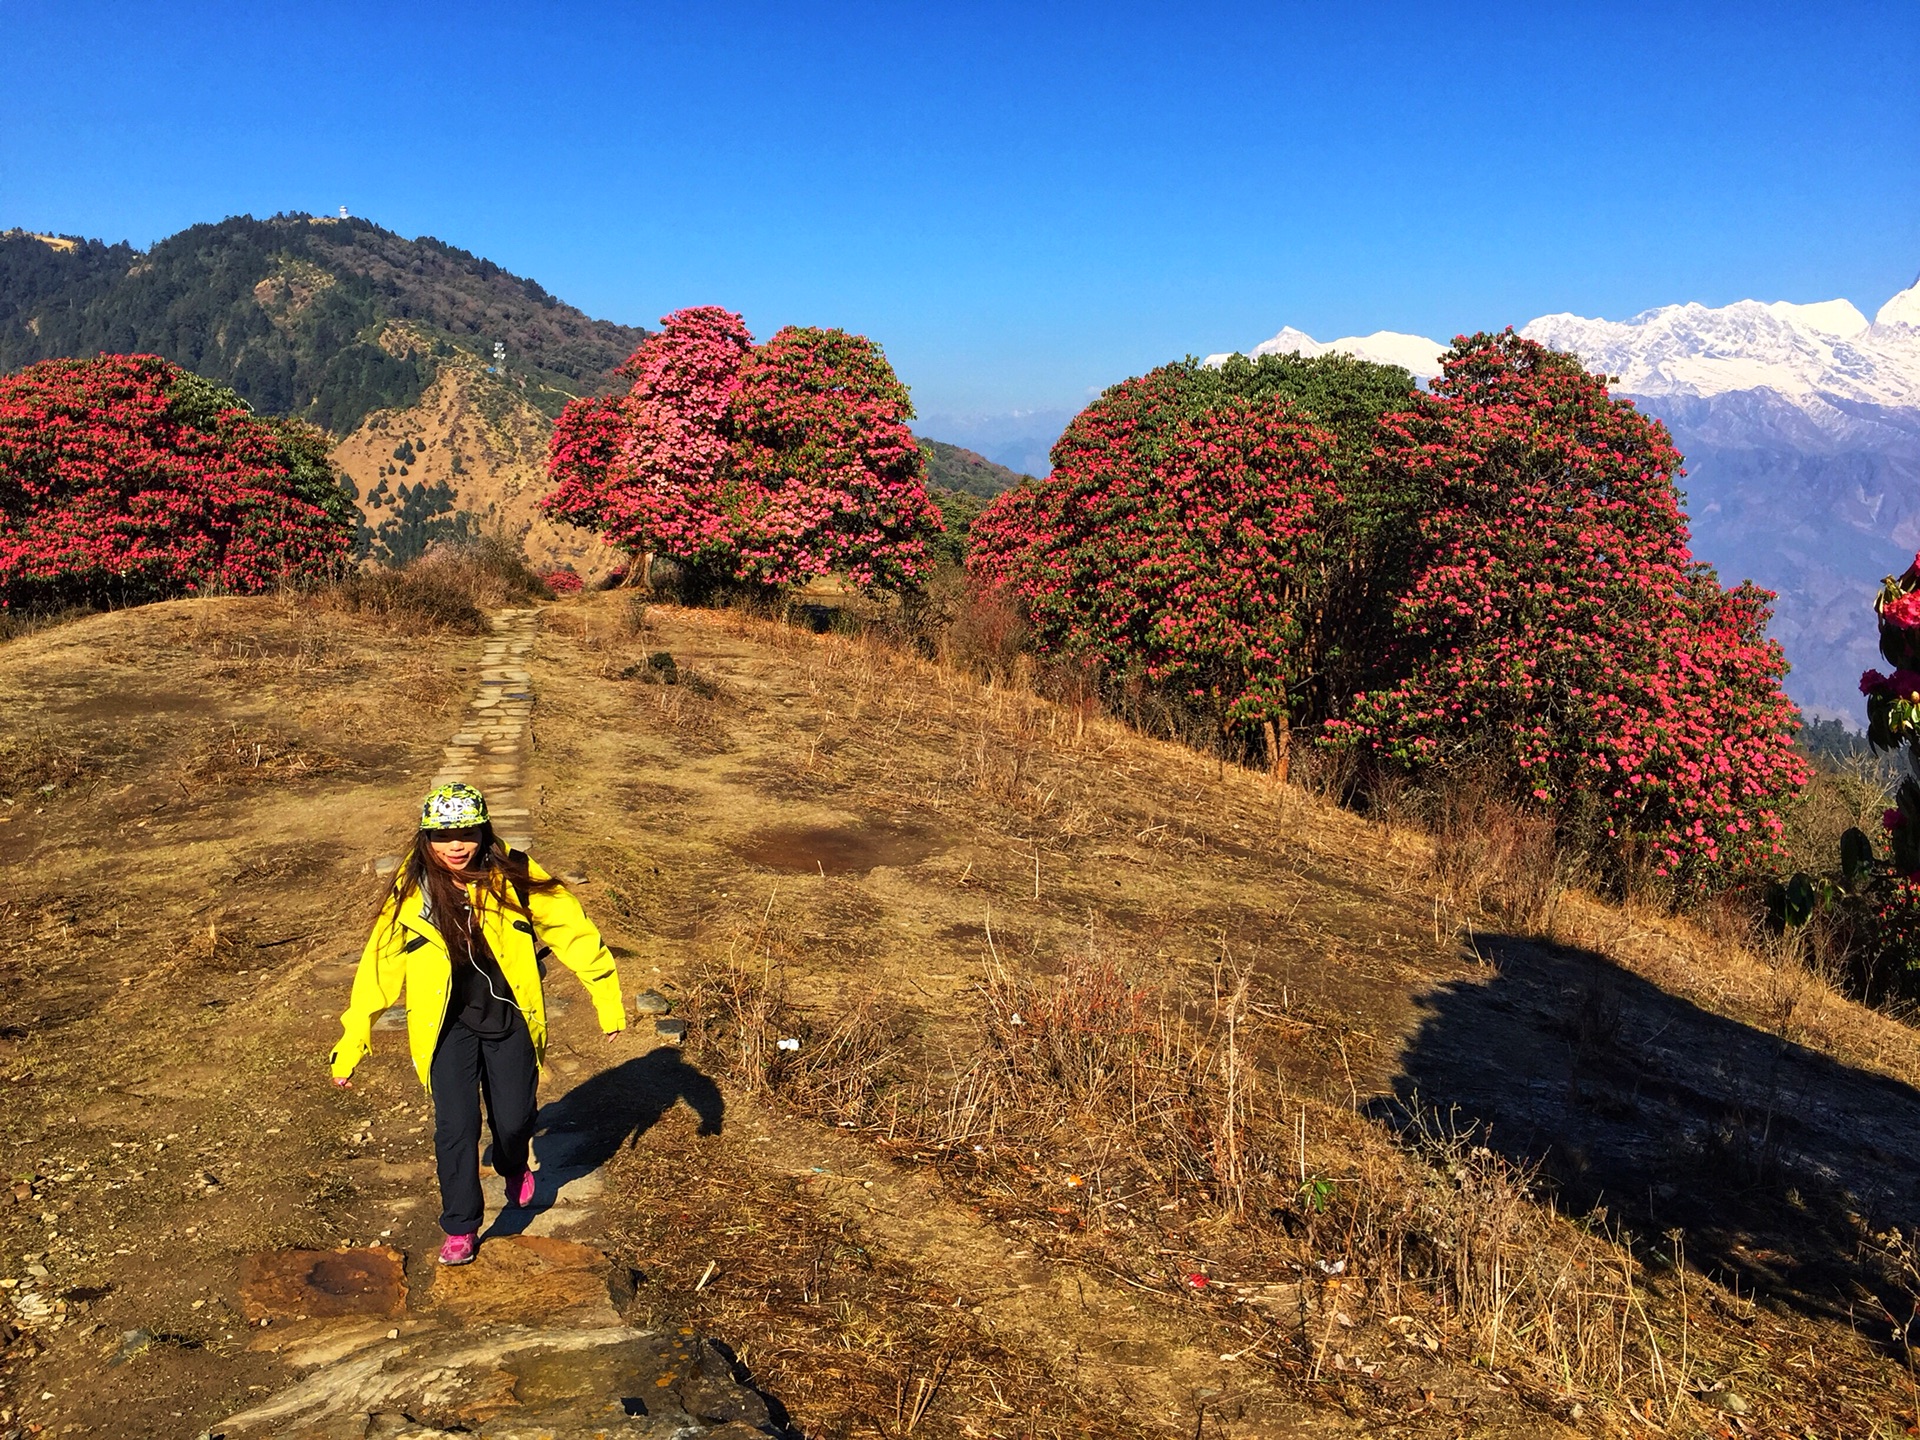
[3,1,1917,468]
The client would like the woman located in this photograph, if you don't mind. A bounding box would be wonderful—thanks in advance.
[329,782,627,1265]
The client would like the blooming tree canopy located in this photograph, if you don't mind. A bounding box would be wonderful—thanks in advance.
[0,354,355,611]
[1329,331,1808,881]
[969,367,1344,732]
[541,307,941,591]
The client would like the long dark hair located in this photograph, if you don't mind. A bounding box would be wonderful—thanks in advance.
[382,822,561,958]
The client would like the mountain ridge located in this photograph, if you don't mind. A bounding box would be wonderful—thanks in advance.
[0,215,648,434]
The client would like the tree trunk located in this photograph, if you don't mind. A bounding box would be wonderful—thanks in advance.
[620,550,655,592]
[1263,714,1291,786]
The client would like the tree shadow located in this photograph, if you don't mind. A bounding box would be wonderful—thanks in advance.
[1375,934,1920,1347]
[485,1046,724,1238]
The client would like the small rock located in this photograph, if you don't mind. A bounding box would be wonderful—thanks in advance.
[109,1327,153,1366]
[372,856,400,878]
[13,1291,51,1323]
[680,1338,773,1429]
[1717,1392,1750,1416]
[24,1264,48,1279]
[654,1018,688,1046]
[633,991,673,1016]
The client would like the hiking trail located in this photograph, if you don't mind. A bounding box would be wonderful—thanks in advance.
[215,607,781,1439]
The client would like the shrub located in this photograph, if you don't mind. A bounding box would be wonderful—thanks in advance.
[1328,332,1808,887]
[1782,554,1920,996]
[969,373,1343,740]
[729,325,940,590]
[540,307,942,594]
[317,536,550,634]
[0,354,356,611]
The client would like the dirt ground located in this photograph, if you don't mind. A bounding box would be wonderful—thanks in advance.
[2,591,1919,1438]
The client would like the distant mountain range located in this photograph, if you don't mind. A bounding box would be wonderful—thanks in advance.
[1208,278,1920,722]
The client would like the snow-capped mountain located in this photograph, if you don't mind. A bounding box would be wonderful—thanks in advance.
[1208,279,1920,721]
[1523,285,1920,410]
[1202,327,1448,379]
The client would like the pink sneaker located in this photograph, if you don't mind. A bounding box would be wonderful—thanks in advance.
[437,1232,478,1266]
[506,1170,536,1208]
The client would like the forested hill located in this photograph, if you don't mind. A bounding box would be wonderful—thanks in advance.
[918,438,1031,497]
[0,216,647,435]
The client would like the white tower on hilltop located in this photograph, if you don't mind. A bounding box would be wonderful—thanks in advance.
[339,205,349,219]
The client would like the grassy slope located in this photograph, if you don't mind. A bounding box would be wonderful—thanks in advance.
[1,593,1917,1438]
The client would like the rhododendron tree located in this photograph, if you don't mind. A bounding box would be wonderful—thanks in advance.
[540,307,940,592]
[0,354,355,611]
[729,326,940,590]
[970,367,1344,740]
[1329,331,1807,883]
[1792,555,1920,992]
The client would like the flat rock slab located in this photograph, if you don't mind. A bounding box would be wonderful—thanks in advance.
[240,1246,407,1322]
[219,1323,780,1438]
[426,1234,629,1326]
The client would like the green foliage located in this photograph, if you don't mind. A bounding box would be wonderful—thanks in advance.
[0,216,647,434]
[925,485,988,566]
[362,479,478,566]
[1800,715,1879,768]
[1182,350,1418,496]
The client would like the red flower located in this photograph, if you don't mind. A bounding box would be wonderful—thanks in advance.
[1883,590,1920,631]
[0,355,353,610]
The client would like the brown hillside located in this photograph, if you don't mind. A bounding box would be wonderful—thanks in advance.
[1,592,1918,1437]
[330,352,621,581]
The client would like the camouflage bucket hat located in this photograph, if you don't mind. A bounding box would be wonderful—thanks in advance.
[420,782,489,831]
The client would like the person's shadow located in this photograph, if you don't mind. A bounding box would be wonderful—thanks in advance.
[486,1046,723,1238]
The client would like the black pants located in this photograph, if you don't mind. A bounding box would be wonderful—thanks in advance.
[430,1012,538,1235]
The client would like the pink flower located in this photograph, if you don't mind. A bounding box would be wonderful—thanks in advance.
[1883,589,1920,630]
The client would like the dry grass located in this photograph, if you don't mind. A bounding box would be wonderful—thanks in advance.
[1780,756,1897,878]
[1425,776,1569,941]
[0,726,94,802]
[311,537,551,634]
[600,1115,1138,1440]
[179,722,344,790]
[689,924,1725,1429]
[0,604,100,645]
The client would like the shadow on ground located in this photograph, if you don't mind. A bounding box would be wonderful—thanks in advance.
[1378,935,1920,1349]
[487,1047,724,1238]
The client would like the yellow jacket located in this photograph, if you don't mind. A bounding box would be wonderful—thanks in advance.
[329,857,626,1089]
